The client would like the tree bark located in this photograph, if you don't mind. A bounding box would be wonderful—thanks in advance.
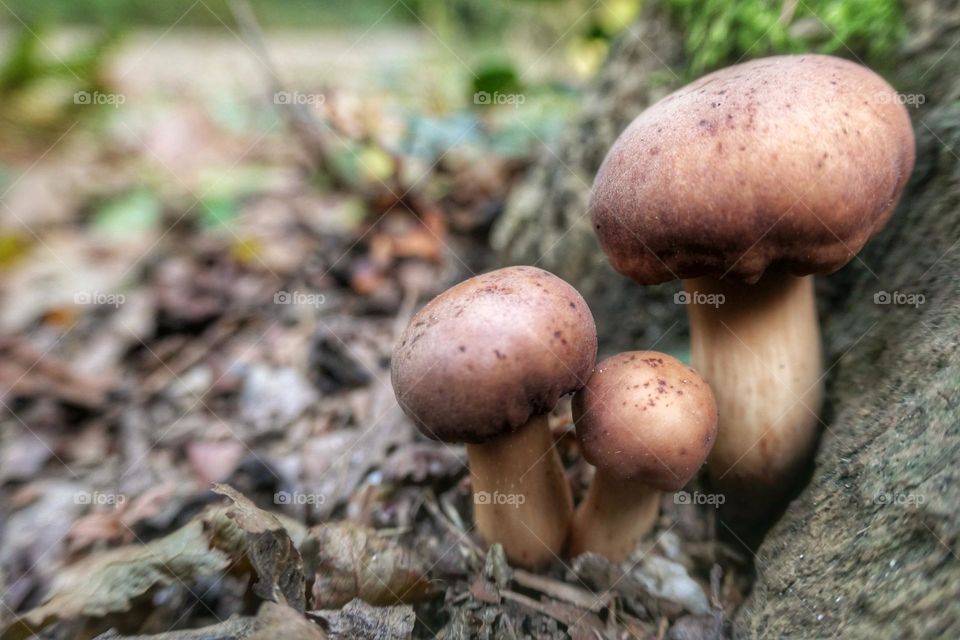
[494,1,960,636]
[491,0,688,354]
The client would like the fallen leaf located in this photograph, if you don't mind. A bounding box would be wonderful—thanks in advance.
[667,613,725,640]
[249,602,326,640]
[0,231,145,332]
[0,429,53,484]
[633,555,710,616]
[91,615,255,639]
[211,484,307,611]
[1,519,230,640]
[380,442,466,486]
[91,190,162,238]
[240,365,317,433]
[571,551,710,620]
[0,480,83,612]
[312,599,415,640]
[302,522,433,609]
[66,483,178,552]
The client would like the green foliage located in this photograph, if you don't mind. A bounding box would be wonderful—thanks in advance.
[0,25,120,139]
[472,61,523,102]
[0,0,401,27]
[91,190,163,238]
[663,0,906,77]
[0,26,118,95]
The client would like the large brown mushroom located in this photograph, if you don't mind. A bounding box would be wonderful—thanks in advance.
[567,351,717,561]
[391,266,597,568]
[589,55,915,505]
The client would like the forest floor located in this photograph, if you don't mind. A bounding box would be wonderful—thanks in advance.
[0,26,750,639]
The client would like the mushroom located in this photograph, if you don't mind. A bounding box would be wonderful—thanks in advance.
[589,55,915,503]
[391,266,597,568]
[567,351,717,561]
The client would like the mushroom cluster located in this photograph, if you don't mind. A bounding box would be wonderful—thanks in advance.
[590,54,915,506]
[391,266,597,568]
[392,268,717,567]
[389,54,916,569]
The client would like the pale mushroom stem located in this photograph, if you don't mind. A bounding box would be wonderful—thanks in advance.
[682,273,823,500]
[466,412,573,569]
[566,471,659,561]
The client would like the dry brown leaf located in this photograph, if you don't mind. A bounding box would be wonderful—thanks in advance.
[302,522,433,609]
[211,484,307,611]
[1,519,230,640]
[91,616,255,639]
[312,599,415,640]
[249,602,327,640]
[66,483,179,553]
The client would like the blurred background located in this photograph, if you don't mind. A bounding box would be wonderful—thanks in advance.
[3,1,948,639]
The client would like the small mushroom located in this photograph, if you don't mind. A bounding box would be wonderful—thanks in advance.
[391,266,597,568]
[589,55,915,504]
[567,351,717,561]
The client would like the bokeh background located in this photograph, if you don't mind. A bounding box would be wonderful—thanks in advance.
[4,1,951,639]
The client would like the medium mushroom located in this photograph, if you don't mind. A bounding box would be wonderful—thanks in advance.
[391,266,597,568]
[567,351,717,561]
[589,55,915,503]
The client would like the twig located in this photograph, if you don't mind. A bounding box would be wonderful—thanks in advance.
[422,492,482,561]
[227,0,344,185]
[512,568,609,613]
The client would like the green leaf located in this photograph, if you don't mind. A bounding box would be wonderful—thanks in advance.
[91,190,162,237]
[199,196,238,230]
[471,61,523,106]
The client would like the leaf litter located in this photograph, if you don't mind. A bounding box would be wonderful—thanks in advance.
[0,8,752,639]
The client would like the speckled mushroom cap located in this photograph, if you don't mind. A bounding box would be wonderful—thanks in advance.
[391,266,598,444]
[573,352,717,491]
[590,54,916,284]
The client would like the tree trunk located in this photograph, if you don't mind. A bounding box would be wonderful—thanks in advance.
[491,1,687,354]
[494,1,960,636]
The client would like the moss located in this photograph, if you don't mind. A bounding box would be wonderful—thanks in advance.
[662,0,906,77]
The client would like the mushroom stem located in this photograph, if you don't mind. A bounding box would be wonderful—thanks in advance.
[683,274,823,500]
[566,471,659,561]
[466,413,573,568]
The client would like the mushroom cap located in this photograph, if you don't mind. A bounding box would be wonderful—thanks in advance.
[391,266,598,444]
[573,351,717,490]
[590,54,916,284]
